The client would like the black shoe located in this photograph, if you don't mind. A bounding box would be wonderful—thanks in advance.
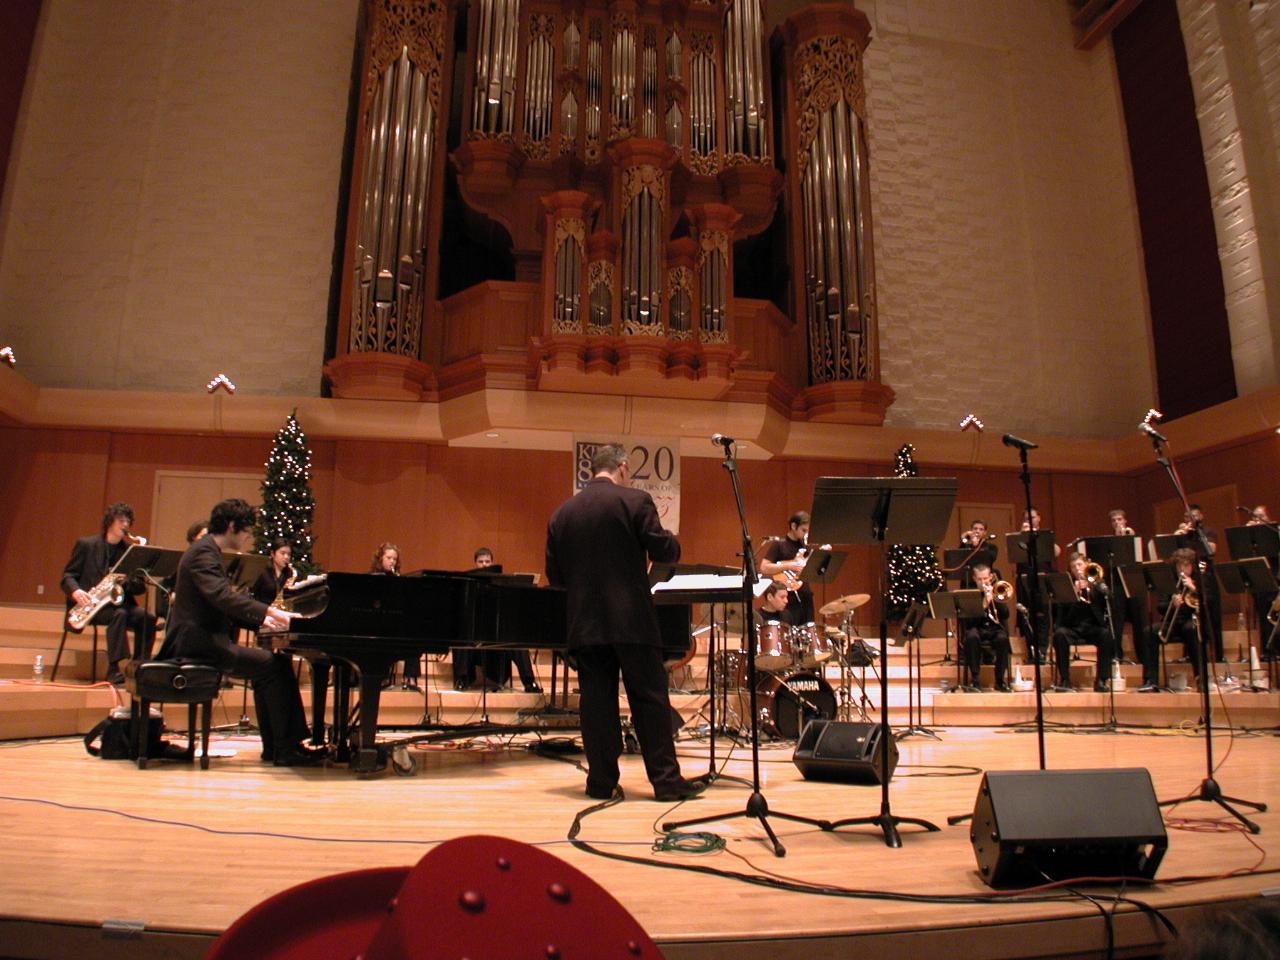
[1135,683,1159,693]
[106,671,126,685]
[380,677,394,690]
[523,682,543,693]
[653,778,706,802]
[401,679,420,692]
[586,783,618,800]
[1093,681,1110,693]
[274,749,325,767]
[1049,683,1073,693]
[961,684,982,693]
[995,684,1012,693]
[1173,656,1191,664]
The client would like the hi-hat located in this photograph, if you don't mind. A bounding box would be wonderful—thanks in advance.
[819,593,870,617]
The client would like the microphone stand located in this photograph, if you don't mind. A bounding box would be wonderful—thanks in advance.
[1145,429,1265,832]
[663,440,826,857]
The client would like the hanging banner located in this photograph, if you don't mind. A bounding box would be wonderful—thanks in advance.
[572,435,681,533]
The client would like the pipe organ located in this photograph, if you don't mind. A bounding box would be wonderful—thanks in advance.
[328,0,892,424]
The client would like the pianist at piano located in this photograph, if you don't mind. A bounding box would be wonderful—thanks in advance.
[545,442,702,803]
[165,498,323,767]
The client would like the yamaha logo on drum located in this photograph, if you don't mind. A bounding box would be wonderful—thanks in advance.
[788,679,821,691]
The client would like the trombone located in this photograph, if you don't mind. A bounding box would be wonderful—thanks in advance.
[1075,561,1107,601]
[1157,573,1198,640]
[983,580,1014,622]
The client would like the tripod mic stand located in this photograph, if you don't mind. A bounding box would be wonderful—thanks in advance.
[663,440,826,857]
[1144,428,1266,833]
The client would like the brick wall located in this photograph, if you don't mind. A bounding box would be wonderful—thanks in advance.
[0,0,358,395]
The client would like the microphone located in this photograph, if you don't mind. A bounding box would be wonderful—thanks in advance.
[1139,422,1168,442]
[711,434,735,448]
[1002,433,1038,451]
[1237,506,1252,515]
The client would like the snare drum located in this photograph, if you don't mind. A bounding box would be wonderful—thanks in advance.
[716,649,750,689]
[792,621,833,667]
[755,621,794,670]
[755,669,836,740]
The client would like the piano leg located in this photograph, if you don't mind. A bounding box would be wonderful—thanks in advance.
[309,658,331,748]
[334,665,353,765]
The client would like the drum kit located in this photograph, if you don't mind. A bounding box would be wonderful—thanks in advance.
[715,593,874,738]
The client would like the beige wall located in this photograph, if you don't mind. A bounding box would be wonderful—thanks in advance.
[858,0,1154,437]
[0,0,358,395]
[0,0,1164,438]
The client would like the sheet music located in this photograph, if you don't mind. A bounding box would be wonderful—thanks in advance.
[651,574,770,596]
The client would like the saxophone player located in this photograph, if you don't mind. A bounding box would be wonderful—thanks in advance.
[61,502,156,684]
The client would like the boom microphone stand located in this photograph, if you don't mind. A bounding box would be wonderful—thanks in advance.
[663,437,827,857]
[1141,423,1266,832]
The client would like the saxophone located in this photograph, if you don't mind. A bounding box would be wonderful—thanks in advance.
[66,534,147,632]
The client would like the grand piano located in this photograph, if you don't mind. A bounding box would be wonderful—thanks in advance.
[261,571,567,772]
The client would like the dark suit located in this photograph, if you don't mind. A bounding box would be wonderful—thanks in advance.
[546,477,682,796]
[959,600,1011,689]
[61,535,153,667]
[1053,583,1115,689]
[166,535,309,756]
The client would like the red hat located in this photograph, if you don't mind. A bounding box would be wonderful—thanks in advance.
[206,834,661,959]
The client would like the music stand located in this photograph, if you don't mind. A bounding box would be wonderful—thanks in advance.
[1215,558,1276,690]
[796,548,847,611]
[1005,531,1057,567]
[222,551,271,591]
[895,598,937,740]
[116,546,184,659]
[1083,535,1142,662]
[1119,561,1178,690]
[928,590,985,690]
[809,475,958,848]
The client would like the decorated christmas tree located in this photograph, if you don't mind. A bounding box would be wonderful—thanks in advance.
[886,443,942,620]
[256,411,318,574]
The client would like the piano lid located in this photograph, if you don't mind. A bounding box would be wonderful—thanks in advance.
[279,571,479,643]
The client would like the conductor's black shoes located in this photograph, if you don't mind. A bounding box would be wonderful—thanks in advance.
[653,778,706,802]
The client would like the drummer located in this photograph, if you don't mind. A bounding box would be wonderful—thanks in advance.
[755,581,794,629]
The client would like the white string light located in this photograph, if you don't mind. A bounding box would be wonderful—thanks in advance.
[206,373,236,394]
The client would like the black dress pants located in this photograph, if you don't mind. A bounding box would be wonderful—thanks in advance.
[97,604,156,665]
[962,623,1011,688]
[574,644,681,795]
[1052,624,1115,688]
[213,644,309,754]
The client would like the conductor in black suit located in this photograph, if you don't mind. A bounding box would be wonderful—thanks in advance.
[546,443,700,802]
[165,498,320,766]
[61,502,155,684]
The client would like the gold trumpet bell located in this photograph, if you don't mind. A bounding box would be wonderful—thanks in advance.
[1084,561,1105,584]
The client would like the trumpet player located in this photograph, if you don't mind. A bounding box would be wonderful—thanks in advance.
[1108,509,1135,536]
[1051,552,1115,692]
[958,520,997,588]
[60,502,156,684]
[960,564,1013,692]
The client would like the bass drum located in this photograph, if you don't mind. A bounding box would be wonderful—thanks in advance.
[755,669,836,740]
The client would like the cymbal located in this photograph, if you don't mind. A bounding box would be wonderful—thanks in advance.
[819,593,870,617]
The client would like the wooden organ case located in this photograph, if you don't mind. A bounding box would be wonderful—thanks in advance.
[326,0,893,425]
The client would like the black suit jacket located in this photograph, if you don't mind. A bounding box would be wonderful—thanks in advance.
[61,535,137,609]
[1056,584,1109,631]
[546,477,680,649]
[166,535,269,661]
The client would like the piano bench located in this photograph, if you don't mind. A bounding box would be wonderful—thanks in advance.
[126,661,223,770]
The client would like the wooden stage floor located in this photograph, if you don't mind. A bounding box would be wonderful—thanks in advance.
[1,724,1278,959]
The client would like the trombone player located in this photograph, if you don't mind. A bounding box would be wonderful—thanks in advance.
[1153,547,1203,683]
[61,501,156,684]
[959,564,1013,692]
[1051,552,1116,692]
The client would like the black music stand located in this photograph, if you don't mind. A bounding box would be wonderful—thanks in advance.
[1141,428,1265,832]
[1004,531,1057,568]
[894,599,935,739]
[663,444,828,857]
[649,563,752,790]
[1119,561,1178,690]
[928,590,985,690]
[1215,558,1276,690]
[797,548,847,615]
[117,546,184,659]
[810,475,958,848]
[1082,534,1142,662]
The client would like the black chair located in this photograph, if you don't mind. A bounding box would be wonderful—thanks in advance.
[50,624,101,682]
[126,661,223,769]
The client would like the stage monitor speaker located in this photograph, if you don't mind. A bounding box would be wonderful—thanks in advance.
[792,719,898,784]
[970,768,1167,888]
